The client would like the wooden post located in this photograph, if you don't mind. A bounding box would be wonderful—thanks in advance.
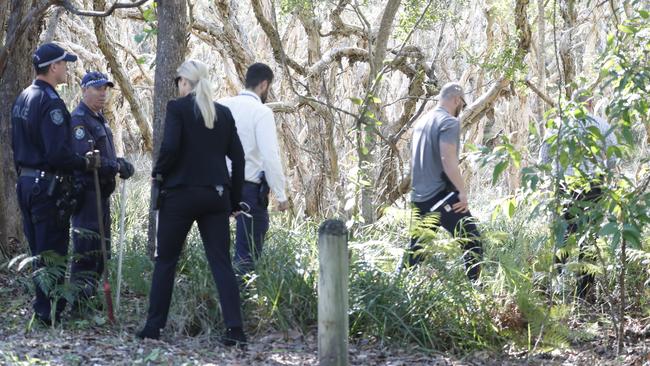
[318,219,349,366]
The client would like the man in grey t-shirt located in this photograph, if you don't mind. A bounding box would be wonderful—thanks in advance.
[407,82,483,282]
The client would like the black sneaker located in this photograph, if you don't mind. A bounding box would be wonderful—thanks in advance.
[33,313,62,326]
[34,316,52,327]
[136,326,160,340]
[220,327,247,349]
[69,300,89,319]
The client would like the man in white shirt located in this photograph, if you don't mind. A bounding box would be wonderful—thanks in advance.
[219,63,289,275]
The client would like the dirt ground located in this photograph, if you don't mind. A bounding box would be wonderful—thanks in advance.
[1,271,649,366]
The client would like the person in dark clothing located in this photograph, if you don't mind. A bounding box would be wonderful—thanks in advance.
[539,89,618,301]
[407,82,483,282]
[69,71,135,313]
[11,43,100,325]
[136,59,247,347]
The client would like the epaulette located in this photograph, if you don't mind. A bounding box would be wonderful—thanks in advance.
[45,87,59,100]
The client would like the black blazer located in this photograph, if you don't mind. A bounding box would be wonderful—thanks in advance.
[153,94,245,210]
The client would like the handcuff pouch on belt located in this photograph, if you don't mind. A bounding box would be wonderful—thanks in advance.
[47,175,84,225]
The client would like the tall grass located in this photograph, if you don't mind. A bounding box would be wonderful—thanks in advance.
[3,153,648,355]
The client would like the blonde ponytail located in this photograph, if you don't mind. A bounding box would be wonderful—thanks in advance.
[176,59,216,129]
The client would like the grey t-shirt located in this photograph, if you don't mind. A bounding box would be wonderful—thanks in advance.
[410,106,460,202]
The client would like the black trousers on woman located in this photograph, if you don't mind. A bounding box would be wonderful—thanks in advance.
[144,186,243,330]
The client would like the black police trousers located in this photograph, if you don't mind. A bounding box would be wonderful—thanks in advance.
[70,188,111,302]
[407,190,483,281]
[144,186,243,330]
[16,176,69,321]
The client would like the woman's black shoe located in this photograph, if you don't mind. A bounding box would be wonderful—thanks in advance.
[136,326,160,340]
[220,327,247,349]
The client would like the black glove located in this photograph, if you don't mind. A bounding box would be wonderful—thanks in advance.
[85,150,101,171]
[117,157,135,179]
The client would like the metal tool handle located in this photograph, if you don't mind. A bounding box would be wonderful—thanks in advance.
[89,140,115,323]
[115,178,127,313]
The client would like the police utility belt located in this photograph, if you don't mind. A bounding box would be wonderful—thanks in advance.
[19,167,57,181]
[20,167,65,195]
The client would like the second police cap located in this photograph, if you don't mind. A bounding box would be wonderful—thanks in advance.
[81,71,115,88]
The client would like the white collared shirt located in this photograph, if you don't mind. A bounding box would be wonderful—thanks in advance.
[219,90,287,201]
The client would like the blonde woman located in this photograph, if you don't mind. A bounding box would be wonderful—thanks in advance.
[137,59,247,347]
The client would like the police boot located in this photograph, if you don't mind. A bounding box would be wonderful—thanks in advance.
[136,325,160,340]
[219,327,247,349]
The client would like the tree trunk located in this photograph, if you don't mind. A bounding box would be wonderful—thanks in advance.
[536,0,546,125]
[359,0,402,224]
[146,0,188,258]
[93,0,153,153]
[0,0,48,259]
[560,0,576,99]
[42,6,63,43]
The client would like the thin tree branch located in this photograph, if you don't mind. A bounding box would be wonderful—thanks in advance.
[57,0,149,17]
[326,0,368,39]
[93,0,153,151]
[305,47,368,77]
[525,79,556,107]
[250,0,306,75]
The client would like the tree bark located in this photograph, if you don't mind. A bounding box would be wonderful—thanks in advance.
[0,1,10,43]
[146,0,188,257]
[536,0,546,123]
[93,0,153,152]
[559,0,576,99]
[250,0,306,75]
[42,6,63,43]
[0,0,48,259]
[214,0,255,83]
[0,0,53,78]
[359,0,402,224]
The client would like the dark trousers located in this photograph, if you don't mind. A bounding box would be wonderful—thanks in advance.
[556,184,603,299]
[144,186,243,330]
[408,190,483,281]
[70,189,111,302]
[234,183,269,275]
[16,176,69,320]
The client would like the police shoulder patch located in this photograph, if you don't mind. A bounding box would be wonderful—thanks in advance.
[73,126,86,140]
[50,109,64,125]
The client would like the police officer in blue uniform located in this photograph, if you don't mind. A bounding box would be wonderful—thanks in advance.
[69,71,134,312]
[11,43,100,325]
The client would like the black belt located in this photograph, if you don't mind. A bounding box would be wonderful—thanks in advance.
[19,167,56,180]
[244,181,261,186]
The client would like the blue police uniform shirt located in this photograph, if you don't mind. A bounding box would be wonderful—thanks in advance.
[11,79,87,173]
[70,101,119,189]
